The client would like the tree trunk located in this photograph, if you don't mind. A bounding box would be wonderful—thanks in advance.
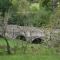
[2,11,11,54]
[4,37,11,54]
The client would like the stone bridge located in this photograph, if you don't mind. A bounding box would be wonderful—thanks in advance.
[0,25,51,43]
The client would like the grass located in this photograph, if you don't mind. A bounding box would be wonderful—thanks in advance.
[0,55,60,60]
[0,38,60,60]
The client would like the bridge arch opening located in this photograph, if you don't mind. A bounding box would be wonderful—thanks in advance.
[32,38,43,44]
[0,35,4,38]
[16,35,26,41]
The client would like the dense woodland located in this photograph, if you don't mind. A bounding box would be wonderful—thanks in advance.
[0,0,60,27]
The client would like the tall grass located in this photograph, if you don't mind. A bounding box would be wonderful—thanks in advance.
[0,38,60,60]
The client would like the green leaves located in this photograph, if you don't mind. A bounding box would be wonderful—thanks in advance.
[0,0,12,12]
[30,3,40,12]
[50,4,60,28]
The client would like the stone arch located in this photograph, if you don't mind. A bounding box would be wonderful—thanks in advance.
[16,35,26,41]
[32,38,43,44]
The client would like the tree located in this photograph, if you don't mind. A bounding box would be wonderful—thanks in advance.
[42,0,59,11]
[8,0,30,26]
[49,2,60,28]
[47,3,60,48]
[0,0,12,54]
